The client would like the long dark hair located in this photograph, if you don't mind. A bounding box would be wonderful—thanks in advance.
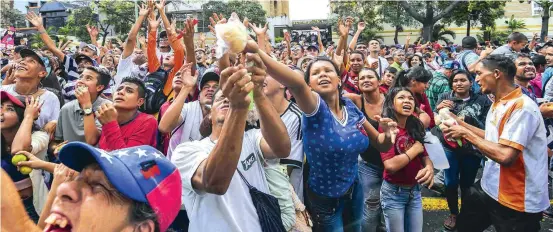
[382,87,426,143]
[407,54,425,69]
[1,97,26,157]
[304,57,345,106]
[392,66,432,89]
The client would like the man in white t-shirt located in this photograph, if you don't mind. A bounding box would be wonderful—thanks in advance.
[159,66,219,159]
[171,56,291,231]
[444,55,548,232]
[112,9,149,92]
[366,39,389,78]
[264,73,304,202]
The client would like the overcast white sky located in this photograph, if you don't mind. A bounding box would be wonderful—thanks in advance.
[289,0,331,20]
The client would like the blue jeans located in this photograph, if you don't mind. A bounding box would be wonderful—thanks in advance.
[380,180,423,232]
[306,179,363,232]
[358,161,384,231]
[443,148,481,215]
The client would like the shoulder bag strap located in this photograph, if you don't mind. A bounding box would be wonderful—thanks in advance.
[237,169,253,189]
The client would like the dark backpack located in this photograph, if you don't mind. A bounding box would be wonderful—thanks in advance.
[140,68,173,114]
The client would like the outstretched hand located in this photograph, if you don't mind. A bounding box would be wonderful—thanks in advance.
[375,115,399,143]
[26,12,43,28]
[208,13,227,35]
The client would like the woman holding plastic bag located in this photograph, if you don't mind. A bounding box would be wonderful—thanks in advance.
[238,16,398,232]
[432,70,491,230]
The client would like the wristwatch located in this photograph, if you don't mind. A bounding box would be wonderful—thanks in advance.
[83,107,93,116]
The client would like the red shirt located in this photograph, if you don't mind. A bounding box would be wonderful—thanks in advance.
[99,112,158,151]
[416,93,435,128]
[379,84,390,94]
[341,70,360,94]
[380,127,428,186]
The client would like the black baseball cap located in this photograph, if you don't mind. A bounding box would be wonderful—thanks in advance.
[159,31,168,38]
[199,67,219,91]
[462,36,477,49]
[75,54,94,65]
[19,48,45,68]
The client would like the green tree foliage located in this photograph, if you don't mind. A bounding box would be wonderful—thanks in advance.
[1,3,26,28]
[58,0,135,45]
[532,0,552,42]
[505,14,527,33]
[329,1,383,42]
[428,24,456,44]
[201,0,267,26]
[441,1,506,37]
[377,1,419,44]
[399,0,462,43]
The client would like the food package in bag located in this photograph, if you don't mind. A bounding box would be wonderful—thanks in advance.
[214,13,248,58]
[424,132,450,169]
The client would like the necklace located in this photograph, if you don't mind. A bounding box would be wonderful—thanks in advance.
[14,86,39,96]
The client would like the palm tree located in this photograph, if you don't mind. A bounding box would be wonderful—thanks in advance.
[419,24,456,44]
[505,15,527,33]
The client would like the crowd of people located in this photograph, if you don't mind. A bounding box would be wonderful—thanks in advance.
[2,1,553,232]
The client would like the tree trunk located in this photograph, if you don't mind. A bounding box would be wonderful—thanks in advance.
[422,22,433,43]
[466,15,471,36]
[541,13,550,43]
[394,25,400,44]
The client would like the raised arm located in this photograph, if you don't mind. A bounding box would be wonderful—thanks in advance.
[191,67,253,195]
[122,4,149,59]
[180,18,197,75]
[155,0,171,34]
[11,97,41,154]
[158,63,197,134]
[85,24,99,47]
[147,13,161,73]
[348,22,365,52]
[247,54,291,159]
[244,41,317,114]
[26,12,65,61]
[250,22,269,53]
[313,26,325,55]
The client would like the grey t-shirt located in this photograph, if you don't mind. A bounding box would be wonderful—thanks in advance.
[1,84,60,128]
[54,97,111,143]
[490,45,518,60]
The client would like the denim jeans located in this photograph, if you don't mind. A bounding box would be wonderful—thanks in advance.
[358,161,384,232]
[380,180,423,232]
[306,179,363,232]
[443,148,481,215]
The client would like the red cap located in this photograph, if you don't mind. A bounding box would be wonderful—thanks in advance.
[0,91,24,108]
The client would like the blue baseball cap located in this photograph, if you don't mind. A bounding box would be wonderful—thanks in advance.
[59,142,181,232]
[442,61,460,70]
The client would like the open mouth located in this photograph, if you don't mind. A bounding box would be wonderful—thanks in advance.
[114,97,124,102]
[318,80,331,86]
[16,66,27,71]
[219,104,229,110]
[402,104,413,111]
[44,213,72,232]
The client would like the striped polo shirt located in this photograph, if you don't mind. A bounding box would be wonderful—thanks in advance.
[481,87,549,213]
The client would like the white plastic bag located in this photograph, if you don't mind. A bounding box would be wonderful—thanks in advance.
[424,131,450,170]
[214,13,248,58]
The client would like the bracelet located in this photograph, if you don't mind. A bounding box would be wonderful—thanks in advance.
[404,153,411,161]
